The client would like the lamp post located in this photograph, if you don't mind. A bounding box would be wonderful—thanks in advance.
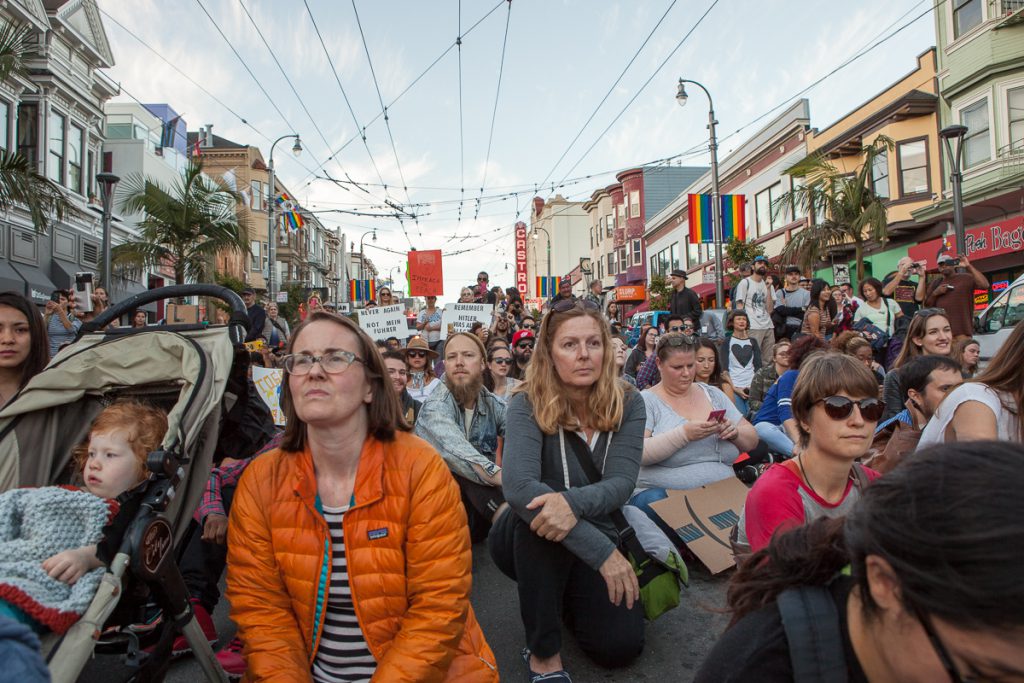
[940,124,969,260]
[267,134,302,302]
[387,265,402,289]
[357,229,377,306]
[677,78,725,308]
[531,226,552,299]
[96,172,120,294]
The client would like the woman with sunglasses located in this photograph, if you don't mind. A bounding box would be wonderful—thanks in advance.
[484,343,521,402]
[698,440,1024,683]
[490,298,646,680]
[459,287,476,304]
[752,335,830,457]
[880,308,953,420]
[377,287,394,307]
[629,333,757,521]
[227,310,498,681]
[919,321,1024,446]
[403,336,441,402]
[738,353,882,554]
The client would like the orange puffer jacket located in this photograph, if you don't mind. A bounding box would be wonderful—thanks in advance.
[226,431,498,682]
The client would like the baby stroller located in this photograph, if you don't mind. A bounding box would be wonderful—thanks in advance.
[0,285,259,683]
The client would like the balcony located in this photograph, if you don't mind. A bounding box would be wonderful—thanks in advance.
[996,0,1024,27]
[996,140,1024,179]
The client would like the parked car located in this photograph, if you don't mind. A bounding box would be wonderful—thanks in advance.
[974,273,1024,365]
[625,310,670,346]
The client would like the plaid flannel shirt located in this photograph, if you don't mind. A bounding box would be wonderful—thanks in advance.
[194,432,283,522]
[635,353,661,391]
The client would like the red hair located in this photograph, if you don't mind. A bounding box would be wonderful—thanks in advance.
[73,401,169,477]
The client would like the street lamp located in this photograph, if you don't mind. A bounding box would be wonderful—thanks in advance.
[677,78,725,308]
[267,134,302,302]
[358,229,377,282]
[388,265,402,289]
[96,172,120,295]
[531,226,552,299]
[940,124,969,260]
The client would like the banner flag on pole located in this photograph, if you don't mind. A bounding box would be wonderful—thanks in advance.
[720,194,746,242]
[276,192,305,232]
[536,276,559,297]
[688,194,714,244]
[348,279,377,302]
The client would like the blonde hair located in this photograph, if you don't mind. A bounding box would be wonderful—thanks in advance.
[522,305,626,434]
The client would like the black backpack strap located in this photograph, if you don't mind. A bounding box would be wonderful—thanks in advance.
[558,428,637,549]
[777,587,849,683]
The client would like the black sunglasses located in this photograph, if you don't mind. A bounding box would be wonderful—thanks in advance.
[406,350,428,358]
[551,299,600,314]
[817,396,885,422]
[913,307,947,319]
[656,333,697,350]
[516,341,535,349]
[492,357,514,365]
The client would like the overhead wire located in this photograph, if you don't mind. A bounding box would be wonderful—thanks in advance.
[456,0,465,226]
[474,0,513,220]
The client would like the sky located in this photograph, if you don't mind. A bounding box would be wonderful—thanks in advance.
[96,0,937,302]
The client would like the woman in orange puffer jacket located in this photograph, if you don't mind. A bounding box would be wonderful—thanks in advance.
[227,311,497,682]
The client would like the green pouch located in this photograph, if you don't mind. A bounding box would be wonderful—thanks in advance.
[629,548,687,621]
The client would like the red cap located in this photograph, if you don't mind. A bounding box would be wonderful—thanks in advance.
[512,329,535,346]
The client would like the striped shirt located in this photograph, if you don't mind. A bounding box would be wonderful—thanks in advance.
[312,505,376,683]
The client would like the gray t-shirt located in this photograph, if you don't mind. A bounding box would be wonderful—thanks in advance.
[775,286,810,327]
[735,277,774,330]
[637,384,743,491]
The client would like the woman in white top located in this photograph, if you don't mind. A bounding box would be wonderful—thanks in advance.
[854,277,902,335]
[403,336,441,401]
[484,342,521,401]
[919,323,1024,445]
[629,334,758,521]
[415,295,442,349]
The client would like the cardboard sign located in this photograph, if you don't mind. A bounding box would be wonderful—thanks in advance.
[408,249,444,296]
[649,476,750,574]
[440,303,493,339]
[359,304,407,341]
[252,366,285,426]
[166,303,199,324]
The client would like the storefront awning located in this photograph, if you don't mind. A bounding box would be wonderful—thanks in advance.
[50,258,78,290]
[691,282,716,298]
[0,259,25,297]
[11,263,56,304]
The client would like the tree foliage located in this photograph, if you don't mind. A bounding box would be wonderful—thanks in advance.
[723,238,766,288]
[113,160,248,285]
[774,136,892,282]
[648,273,671,312]
[0,23,77,232]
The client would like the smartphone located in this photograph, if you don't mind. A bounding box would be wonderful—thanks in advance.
[74,272,94,313]
[707,409,727,423]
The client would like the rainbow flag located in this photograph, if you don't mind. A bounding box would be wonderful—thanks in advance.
[688,194,714,243]
[276,192,305,233]
[536,276,559,297]
[720,194,746,242]
[348,279,376,301]
[688,194,747,243]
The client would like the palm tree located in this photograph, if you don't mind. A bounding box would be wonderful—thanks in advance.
[774,136,893,282]
[0,23,76,231]
[113,160,248,285]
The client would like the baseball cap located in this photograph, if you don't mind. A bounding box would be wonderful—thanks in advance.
[669,269,687,279]
[785,265,801,274]
[937,253,957,264]
[512,329,535,346]
[753,256,769,263]
[241,286,255,295]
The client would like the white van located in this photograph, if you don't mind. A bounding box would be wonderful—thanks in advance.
[974,273,1024,364]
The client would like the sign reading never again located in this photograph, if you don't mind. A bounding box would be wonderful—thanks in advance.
[440,303,494,339]
[358,304,407,341]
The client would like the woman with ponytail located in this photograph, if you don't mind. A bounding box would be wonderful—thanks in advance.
[697,440,1024,682]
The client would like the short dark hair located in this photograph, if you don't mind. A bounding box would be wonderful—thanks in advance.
[665,314,688,328]
[726,310,748,330]
[381,350,408,365]
[859,277,884,299]
[899,355,962,401]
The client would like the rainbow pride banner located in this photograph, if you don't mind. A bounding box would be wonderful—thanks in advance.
[688,194,746,243]
[349,279,376,302]
[536,276,559,297]
[276,192,306,232]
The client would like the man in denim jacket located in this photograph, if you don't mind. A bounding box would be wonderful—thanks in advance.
[416,332,507,542]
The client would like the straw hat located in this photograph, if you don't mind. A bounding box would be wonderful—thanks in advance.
[403,335,439,360]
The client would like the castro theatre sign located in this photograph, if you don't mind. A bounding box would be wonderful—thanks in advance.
[515,221,529,296]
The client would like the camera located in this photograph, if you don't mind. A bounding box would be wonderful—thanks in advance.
[74,272,94,313]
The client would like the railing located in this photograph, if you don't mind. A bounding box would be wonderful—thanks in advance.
[999,0,1024,14]
[996,139,1024,179]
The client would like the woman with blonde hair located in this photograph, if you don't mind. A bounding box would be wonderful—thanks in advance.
[489,299,646,680]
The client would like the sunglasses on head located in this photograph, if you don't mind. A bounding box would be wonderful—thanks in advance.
[656,334,697,350]
[406,350,428,358]
[551,299,601,314]
[913,307,946,319]
[818,396,885,422]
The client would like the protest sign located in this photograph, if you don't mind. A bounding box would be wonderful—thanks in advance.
[408,249,444,296]
[649,476,750,574]
[440,303,493,339]
[252,366,285,426]
[359,304,407,341]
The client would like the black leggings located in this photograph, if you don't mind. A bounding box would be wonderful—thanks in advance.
[455,474,505,544]
[487,508,644,668]
[180,485,234,613]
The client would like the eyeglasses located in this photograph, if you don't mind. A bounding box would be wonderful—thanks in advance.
[817,396,885,422]
[283,350,364,375]
[917,609,974,683]
[656,334,696,350]
[516,341,535,349]
[551,299,601,313]
[492,358,514,365]
[914,307,947,319]
[522,323,536,329]
[406,350,428,358]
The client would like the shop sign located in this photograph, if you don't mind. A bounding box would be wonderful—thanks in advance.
[908,214,1024,267]
[514,222,529,296]
[974,289,989,311]
[992,280,1010,292]
[615,285,646,301]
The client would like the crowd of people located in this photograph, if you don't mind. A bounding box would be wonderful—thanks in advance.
[0,251,1021,683]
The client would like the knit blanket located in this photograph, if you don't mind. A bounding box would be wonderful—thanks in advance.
[0,487,117,634]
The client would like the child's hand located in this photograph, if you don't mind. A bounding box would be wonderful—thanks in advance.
[42,547,100,585]
[202,513,229,545]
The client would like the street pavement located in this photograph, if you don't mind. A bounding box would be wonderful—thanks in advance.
[82,543,730,682]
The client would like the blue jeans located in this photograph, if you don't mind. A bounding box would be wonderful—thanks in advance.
[628,487,668,521]
[733,394,749,417]
[754,422,794,456]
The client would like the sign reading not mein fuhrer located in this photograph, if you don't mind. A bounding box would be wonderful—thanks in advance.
[440,303,493,339]
[359,304,407,341]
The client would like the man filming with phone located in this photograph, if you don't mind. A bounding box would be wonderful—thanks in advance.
[881,256,928,318]
[924,253,989,338]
